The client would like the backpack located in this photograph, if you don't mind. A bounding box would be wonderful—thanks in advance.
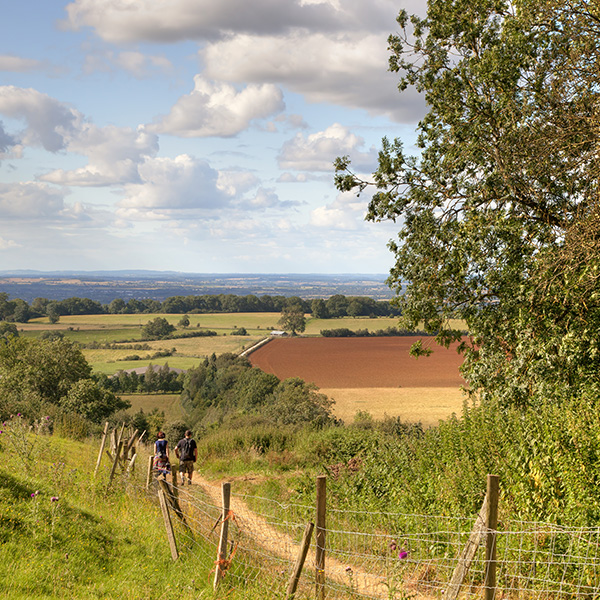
[178,438,194,461]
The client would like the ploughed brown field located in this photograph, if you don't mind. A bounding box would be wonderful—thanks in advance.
[249,337,465,388]
[249,337,467,425]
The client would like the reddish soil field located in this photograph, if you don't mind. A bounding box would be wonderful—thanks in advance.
[249,337,465,388]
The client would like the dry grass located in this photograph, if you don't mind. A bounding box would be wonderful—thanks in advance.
[320,387,467,427]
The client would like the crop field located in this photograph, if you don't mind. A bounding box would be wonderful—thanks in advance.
[249,337,465,388]
[249,337,467,425]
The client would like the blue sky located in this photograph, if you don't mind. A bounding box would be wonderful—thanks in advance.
[0,0,425,274]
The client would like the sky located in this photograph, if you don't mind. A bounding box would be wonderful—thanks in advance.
[0,0,426,274]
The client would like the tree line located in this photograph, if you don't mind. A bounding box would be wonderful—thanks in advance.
[0,292,401,323]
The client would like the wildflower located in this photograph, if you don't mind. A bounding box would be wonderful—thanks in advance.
[345,566,353,574]
[30,491,39,498]
[389,540,397,551]
[399,549,408,559]
[51,497,59,503]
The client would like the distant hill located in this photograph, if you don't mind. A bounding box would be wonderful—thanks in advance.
[0,271,394,303]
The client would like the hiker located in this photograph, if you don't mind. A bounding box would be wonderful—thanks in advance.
[175,429,197,485]
[153,431,171,476]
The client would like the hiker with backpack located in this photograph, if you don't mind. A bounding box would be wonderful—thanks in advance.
[153,431,171,476]
[175,430,197,485]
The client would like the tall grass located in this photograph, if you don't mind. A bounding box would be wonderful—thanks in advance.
[0,419,282,599]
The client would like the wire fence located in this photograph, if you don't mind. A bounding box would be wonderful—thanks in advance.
[140,471,600,600]
[95,426,600,600]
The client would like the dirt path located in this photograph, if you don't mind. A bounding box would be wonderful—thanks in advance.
[190,473,391,598]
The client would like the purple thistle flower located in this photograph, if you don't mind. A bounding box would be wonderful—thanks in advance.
[51,497,59,503]
[389,540,397,551]
[399,549,408,559]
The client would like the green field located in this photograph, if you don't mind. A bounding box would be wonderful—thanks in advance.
[124,393,184,421]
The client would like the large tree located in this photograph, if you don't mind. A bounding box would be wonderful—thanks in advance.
[278,306,306,335]
[335,0,600,406]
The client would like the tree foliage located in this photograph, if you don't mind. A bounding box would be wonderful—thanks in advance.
[141,317,176,339]
[60,379,130,424]
[335,0,600,406]
[180,353,336,428]
[0,337,127,421]
[278,307,306,335]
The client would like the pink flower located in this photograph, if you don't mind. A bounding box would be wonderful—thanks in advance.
[51,497,59,503]
[399,549,408,559]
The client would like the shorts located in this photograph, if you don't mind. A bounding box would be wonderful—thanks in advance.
[179,460,195,475]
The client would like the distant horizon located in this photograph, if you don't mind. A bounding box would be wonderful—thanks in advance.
[0,271,396,303]
[0,269,390,278]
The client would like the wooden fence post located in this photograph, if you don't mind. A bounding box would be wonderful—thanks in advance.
[146,455,154,489]
[107,440,123,487]
[94,421,109,477]
[213,482,231,590]
[315,475,327,600]
[286,522,314,600]
[484,475,499,600]
[443,497,488,600]
[157,477,178,560]
[123,428,139,462]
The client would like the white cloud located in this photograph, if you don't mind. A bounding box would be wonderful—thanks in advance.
[0,55,44,72]
[202,33,424,122]
[62,0,399,43]
[309,189,370,230]
[277,172,308,183]
[278,123,377,172]
[41,125,159,186]
[0,182,65,219]
[0,182,117,228]
[118,154,228,212]
[0,121,19,157]
[237,187,302,210]
[83,50,173,78]
[149,76,285,137]
[216,171,260,197]
[0,236,20,250]
[0,87,80,152]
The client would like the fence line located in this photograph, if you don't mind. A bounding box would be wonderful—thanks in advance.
[134,467,600,600]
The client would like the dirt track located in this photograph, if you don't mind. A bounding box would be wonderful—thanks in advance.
[191,473,392,598]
